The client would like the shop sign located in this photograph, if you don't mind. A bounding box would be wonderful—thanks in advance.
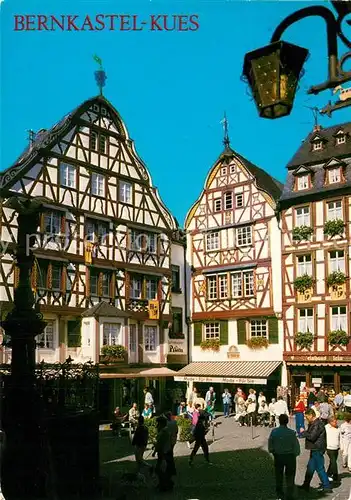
[148,300,159,320]
[312,378,322,384]
[174,376,267,385]
[286,354,351,363]
[168,338,186,355]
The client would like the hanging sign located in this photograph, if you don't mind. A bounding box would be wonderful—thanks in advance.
[84,242,93,264]
[148,300,159,320]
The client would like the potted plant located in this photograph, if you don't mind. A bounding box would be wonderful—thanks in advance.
[324,219,345,238]
[293,274,314,293]
[247,337,268,349]
[176,416,193,442]
[100,344,127,363]
[326,271,347,288]
[295,331,314,349]
[292,226,313,241]
[200,339,220,351]
[327,330,349,346]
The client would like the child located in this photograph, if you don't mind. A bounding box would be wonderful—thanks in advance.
[142,404,152,419]
[340,413,351,471]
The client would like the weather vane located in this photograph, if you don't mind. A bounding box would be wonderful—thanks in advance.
[304,105,322,128]
[93,55,107,95]
[220,112,230,148]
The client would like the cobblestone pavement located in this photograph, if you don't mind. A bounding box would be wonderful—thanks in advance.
[100,415,351,500]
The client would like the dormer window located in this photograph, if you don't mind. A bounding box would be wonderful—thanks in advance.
[312,141,323,151]
[221,167,227,176]
[328,167,341,184]
[297,174,309,191]
[336,135,346,145]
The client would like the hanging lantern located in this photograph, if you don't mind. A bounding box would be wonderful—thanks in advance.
[242,41,309,119]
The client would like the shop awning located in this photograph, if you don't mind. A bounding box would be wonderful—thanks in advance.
[287,362,351,367]
[174,361,281,385]
[99,366,178,379]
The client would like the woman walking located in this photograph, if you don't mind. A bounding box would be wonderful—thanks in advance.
[294,395,306,438]
[222,388,231,418]
[189,414,211,465]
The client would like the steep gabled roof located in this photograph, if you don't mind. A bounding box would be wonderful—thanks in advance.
[185,144,283,229]
[286,122,351,169]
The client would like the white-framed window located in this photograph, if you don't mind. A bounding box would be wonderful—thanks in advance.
[221,167,227,176]
[224,192,233,210]
[230,165,236,174]
[44,211,61,235]
[328,168,341,184]
[60,163,76,188]
[331,305,347,331]
[327,200,342,221]
[237,225,252,246]
[90,130,98,150]
[130,277,142,299]
[91,173,105,197]
[295,206,310,227]
[336,135,346,145]
[207,276,217,300]
[214,199,222,212]
[36,320,55,349]
[144,325,157,351]
[244,271,254,296]
[102,323,121,346]
[298,308,314,333]
[236,193,244,208]
[85,219,109,244]
[297,254,312,276]
[250,320,267,338]
[52,264,62,291]
[218,274,228,299]
[119,181,132,204]
[204,322,220,340]
[313,141,323,151]
[231,272,242,297]
[146,279,157,300]
[99,134,107,154]
[329,250,345,272]
[206,232,219,251]
[297,175,309,190]
[146,233,157,253]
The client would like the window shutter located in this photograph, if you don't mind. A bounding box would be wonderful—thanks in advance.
[86,267,90,297]
[220,320,228,345]
[47,263,53,289]
[31,262,37,292]
[237,319,247,344]
[98,272,103,297]
[13,265,20,289]
[110,272,116,299]
[268,317,279,344]
[40,213,45,233]
[61,265,66,292]
[60,214,66,235]
[193,322,203,346]
[67,320,81,347]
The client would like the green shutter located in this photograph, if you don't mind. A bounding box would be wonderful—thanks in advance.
[268,317,279,344]
[220,320,228,345]
[67,320,81,348]
[237,319,247,344]
[193,322,203,346]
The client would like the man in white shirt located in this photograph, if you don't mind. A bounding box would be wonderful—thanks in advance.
[325,416,340,482]
[344,392,351,413]
[273,396,289,426]
[311,401,321,419]
[144,387,154,411]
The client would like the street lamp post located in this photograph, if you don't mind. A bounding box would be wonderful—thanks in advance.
[242,3,351,119]
[1,196,48,499]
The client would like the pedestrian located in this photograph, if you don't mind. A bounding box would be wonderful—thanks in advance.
[311,401,321,418]
[298,408,333,494]
[235,396,247,426]
[340,413,351,471]
[222,388,231,418]
[132,415,151,474]
[293,395,305,438]
[128,402,140,430]
[325,416,340,483]
[273,396,289,426]
[205,387,216,416]
[269,398,276,427]
[320,396,334,425]
[112,406,126,437]
[258,400,270,426]
[307,388,317,408]
[144,387,154,413]
[268,414,300,500]
[187,403,201,449]
[246,397,256,427]
[193,391,206,410]
[205,399,215,422]
[317,388,325,403]
[142,404,152,419]
[187,386,198,409]
[344,391,351,413]
[152,415,173,492]
[177,401,187,416]
[334,391,344,411]
[165,411,178,477]
[258,391,266,406]
[189,413,211,465]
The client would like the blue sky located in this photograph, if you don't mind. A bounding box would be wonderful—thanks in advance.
[1,0,350,225]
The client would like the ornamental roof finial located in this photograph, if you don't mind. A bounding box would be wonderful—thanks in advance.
[93,54,107,96]
[221,112,230,149]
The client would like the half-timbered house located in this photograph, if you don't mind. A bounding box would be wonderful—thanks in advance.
[279,122,351,400]
[175,136,284,397]
[0,95,188,415]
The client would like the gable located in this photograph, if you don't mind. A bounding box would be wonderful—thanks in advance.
[292,165,313,176]
[323,157,345,169]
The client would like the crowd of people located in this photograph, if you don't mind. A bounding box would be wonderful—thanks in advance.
[110,384,351,496]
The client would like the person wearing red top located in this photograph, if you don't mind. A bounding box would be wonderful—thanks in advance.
[294,396,306,438]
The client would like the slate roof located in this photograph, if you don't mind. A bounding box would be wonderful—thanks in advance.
[280,122,351,205]
[82,301,131,318]
[220,146,283,201]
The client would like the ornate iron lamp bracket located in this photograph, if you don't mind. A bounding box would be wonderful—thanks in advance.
[270,5,351,95]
